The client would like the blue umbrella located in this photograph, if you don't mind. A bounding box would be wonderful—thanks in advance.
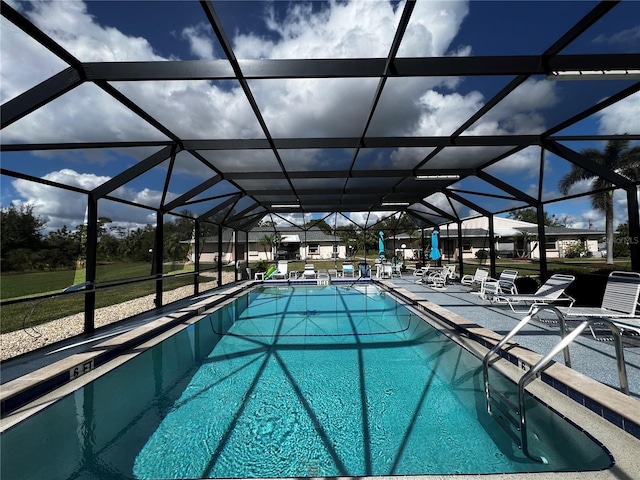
[430,229,441,261]
[379,231,385,259]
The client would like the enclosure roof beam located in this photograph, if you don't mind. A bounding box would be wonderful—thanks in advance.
[91,145,175,199]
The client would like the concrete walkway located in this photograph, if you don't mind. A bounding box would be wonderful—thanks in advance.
[388,276,640,400]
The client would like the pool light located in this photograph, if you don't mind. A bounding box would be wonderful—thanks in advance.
[546,69,640,80]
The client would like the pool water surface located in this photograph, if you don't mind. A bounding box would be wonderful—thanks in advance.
[0,285,612,479]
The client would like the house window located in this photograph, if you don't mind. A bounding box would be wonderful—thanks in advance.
[462,239,472,251]
[308,244,320,254]
[545,237,557,250]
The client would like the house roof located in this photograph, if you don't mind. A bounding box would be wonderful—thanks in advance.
[203,226,337,243]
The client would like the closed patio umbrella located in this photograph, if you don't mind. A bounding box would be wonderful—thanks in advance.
[379,231,385,260]
[430,229,441,261]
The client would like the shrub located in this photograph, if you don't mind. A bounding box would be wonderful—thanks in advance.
[515,276,539,294]
[475,249,489,260]
[563,240,589,258]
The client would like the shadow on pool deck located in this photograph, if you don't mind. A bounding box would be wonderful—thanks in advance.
[388,277,640,400]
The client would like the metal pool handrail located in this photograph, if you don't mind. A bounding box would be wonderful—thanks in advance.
[483,304,629,463]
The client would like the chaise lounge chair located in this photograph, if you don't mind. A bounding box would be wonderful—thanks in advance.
[481,273,576,313]
[271,260,289,280]
[545,271,640,340]
[302,264,317,279]
[479,269,518,299]
[342,262,355,278]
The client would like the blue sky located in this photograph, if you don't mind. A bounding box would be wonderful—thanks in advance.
[1,0,638,233]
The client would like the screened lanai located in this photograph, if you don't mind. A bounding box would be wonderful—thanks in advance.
[1,0,639,343]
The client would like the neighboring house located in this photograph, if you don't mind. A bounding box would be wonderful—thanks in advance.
[389,216,604,262]
[189,217,603,264]
[188,226,346,263]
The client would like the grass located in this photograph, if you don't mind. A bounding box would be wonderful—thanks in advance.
[2,257,632,335]
[0,262,209,334]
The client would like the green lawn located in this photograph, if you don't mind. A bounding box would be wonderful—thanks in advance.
[0,262,204,334]
[2,257,631,335]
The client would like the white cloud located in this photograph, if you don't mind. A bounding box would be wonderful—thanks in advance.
[182,23,216,60]
[10,169,176,232]
[12,169,107,231]
[2,0,637,232]
[595,92,640,135]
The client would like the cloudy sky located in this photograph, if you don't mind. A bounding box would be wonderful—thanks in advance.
[1,0,638,233]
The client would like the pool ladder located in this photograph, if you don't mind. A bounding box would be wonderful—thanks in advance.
[482,305,630,463]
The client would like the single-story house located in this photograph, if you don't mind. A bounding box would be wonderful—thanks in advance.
[189,226,346,263]
[388,217,604,262]
[189,217,604,264]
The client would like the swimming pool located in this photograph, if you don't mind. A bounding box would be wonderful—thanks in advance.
[0,284,612,479]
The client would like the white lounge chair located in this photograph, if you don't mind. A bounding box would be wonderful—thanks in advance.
[413,263,430,278]
[302,264,317,279]
[461,267,489,291]
[271,260,289,280]
[419,264,456,289]
[342,263,355,278]
[479,269,518,299]
[551,271,640,340]
[482,273,576,313]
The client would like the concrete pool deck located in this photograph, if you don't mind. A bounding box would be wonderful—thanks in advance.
[1,278,640,478]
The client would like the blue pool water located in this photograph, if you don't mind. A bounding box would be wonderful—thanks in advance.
[1,285,611,479]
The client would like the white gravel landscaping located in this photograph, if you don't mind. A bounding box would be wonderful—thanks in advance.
[0,274,236,361]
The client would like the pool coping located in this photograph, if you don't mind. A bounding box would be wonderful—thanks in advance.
[0,281,259,418]
[2,279,640,479]
[376,279,640,441]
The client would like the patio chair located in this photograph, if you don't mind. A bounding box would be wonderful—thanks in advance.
[421,264,456,289]
[271,260,289,280]
[342,262,355,278]
[482,273,576,313]
[391,263,402,278]
[550,271,640,340]
[479,269,518,299]
[460,267,489,291]
[413,263,430,278]
[302,264,317,279]
[444,263,458,281]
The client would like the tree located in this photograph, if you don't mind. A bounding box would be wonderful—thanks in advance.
[613,223,632,258]
[558,139,640,265]
[45,226,81,268]
[0,204,46,270]
[0,203,46,252]
[259,234,275,260]
[507,207,561,226]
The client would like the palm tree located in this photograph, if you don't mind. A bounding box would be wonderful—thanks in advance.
[558,139,640,265]
[259,234,275,260]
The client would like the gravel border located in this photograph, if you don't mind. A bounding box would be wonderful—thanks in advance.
[0,273,237,362]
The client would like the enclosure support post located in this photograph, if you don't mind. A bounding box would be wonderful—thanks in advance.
[488,215,496,278]
[194,221,201,295]
[537,205,548,280]
[218,224,223,287]
[84,195,98,334]
[154,212,163,308]
[627,186,640,272]
[457,220,464,277]
[234,229,239,282]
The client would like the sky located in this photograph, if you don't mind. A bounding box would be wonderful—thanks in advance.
[1,0,639,234]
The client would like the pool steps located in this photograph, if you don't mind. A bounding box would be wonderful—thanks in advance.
[376,279,640,442]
